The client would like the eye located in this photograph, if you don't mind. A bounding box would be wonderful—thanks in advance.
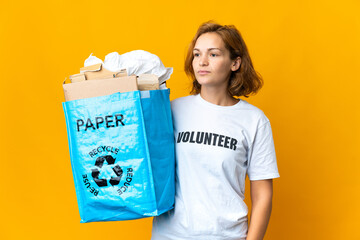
[193,53,200,57]
[210,53,217,57]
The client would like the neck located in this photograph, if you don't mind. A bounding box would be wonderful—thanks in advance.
[200,86,239,106]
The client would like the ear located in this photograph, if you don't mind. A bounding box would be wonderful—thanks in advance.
[231,57,241,71]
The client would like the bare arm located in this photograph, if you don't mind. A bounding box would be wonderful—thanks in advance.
[246,179,273,240]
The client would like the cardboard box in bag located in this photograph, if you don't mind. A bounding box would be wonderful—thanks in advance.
[63,64,138,101]
[80,63,127,80]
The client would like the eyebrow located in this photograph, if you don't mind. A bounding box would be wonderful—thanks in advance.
[193,48,222,52]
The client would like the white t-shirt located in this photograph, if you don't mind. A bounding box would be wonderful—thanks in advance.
[151,94,280,240]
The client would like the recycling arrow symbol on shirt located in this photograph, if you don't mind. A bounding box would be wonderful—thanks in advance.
[91,155,123,187]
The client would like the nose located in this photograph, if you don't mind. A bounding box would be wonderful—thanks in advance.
[199,55,209,66]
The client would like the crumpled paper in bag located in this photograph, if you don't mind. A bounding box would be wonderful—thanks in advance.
[84,50,173,85]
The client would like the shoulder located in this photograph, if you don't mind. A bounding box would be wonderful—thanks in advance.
[171,95,196,104]
[237,100,270,126]
[171,95,197,109]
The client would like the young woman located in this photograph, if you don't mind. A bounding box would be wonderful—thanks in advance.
[151,21,280,240]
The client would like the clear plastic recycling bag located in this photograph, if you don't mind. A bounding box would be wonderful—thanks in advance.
[62,89,175,223]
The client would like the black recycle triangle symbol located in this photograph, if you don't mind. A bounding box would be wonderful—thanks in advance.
[91,155,123,187]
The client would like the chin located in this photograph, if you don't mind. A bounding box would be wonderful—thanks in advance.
[197,80,212,87]
[197,78,224,87]
[196,77,212,85]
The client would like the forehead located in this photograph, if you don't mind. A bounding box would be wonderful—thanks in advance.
[194,32,226,51]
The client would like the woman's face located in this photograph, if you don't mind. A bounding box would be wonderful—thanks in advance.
[192,32,238,90]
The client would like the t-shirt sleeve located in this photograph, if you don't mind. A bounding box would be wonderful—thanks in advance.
[247,121,280,181]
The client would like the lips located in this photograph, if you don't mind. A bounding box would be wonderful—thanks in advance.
[198,70,210,75]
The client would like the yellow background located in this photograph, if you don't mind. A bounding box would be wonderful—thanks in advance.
[1,0,359,239]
